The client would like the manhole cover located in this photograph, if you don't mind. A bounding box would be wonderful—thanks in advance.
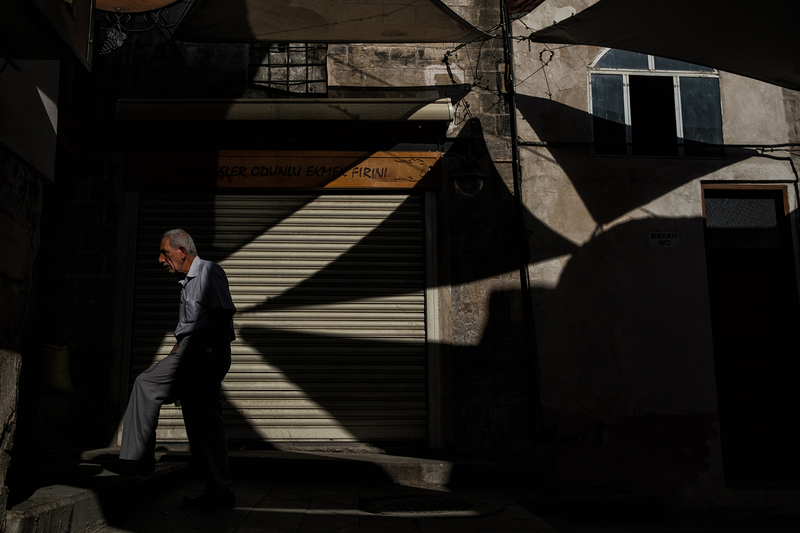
[362,496,502,517]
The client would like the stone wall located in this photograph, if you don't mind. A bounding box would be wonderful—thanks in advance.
[0,144,44,526]
[28,153,124,450]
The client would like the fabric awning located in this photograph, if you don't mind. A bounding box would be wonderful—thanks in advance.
[526,0,800,91]
[174,0,487,43]
[116,98,455,122]
[505,0,546,15]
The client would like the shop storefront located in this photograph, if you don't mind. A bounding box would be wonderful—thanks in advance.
[118,149,445,448]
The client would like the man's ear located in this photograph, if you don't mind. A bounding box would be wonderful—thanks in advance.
[178,246,188,259]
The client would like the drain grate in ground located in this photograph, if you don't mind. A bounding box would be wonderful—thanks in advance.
[362,496,502,517]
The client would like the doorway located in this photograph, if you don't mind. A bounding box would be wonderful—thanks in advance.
[703,185,800,483]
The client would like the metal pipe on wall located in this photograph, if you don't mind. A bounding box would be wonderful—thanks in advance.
[501,0,544,438]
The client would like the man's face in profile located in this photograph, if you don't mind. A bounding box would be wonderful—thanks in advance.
[158,236,186,275]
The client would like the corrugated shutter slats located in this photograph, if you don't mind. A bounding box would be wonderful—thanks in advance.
[130,194,427,444]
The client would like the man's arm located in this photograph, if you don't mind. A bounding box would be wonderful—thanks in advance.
[208,307,235,348]
[202,262,236,350]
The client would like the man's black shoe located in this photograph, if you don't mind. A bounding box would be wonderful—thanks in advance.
[102,458,155,476]
[182,490,236,510]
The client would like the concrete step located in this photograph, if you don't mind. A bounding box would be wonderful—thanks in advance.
[5,459,189,533]
[4,449,501,533]
[161,449,502,488]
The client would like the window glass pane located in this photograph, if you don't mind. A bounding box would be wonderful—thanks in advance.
[680,77,723,157]
[591,74,625,122]
[705,196,781,249]
[591,74,626,155]
[654,56,714,72]
[705,198,777,229]
[596,49,648,69]
[629,75,678,156]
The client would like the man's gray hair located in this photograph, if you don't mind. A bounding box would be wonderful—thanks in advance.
[163,229,197,256]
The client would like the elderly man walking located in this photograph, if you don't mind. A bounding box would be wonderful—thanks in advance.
[105,229,236,509]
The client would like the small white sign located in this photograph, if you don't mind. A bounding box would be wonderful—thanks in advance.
[650,231,680,248]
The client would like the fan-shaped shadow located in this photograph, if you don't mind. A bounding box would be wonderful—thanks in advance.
[515,94,760,226]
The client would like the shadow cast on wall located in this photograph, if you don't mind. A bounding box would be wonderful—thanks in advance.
[527,209,800,489]
[513,95,800,487]
[23,6,797,502]
[116,102,753,464]
[515,94,761,225]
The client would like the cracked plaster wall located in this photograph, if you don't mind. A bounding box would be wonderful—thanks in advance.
[512,2,800,507]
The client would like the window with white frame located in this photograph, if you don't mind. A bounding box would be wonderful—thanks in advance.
[590,49,723,157]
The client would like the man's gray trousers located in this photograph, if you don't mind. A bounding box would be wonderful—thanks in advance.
[119,334,232,490]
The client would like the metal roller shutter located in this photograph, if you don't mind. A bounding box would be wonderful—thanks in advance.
[129,193,428,444]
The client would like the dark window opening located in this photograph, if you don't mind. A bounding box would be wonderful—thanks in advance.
[629,75,678,156]
[590,50,723,157]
